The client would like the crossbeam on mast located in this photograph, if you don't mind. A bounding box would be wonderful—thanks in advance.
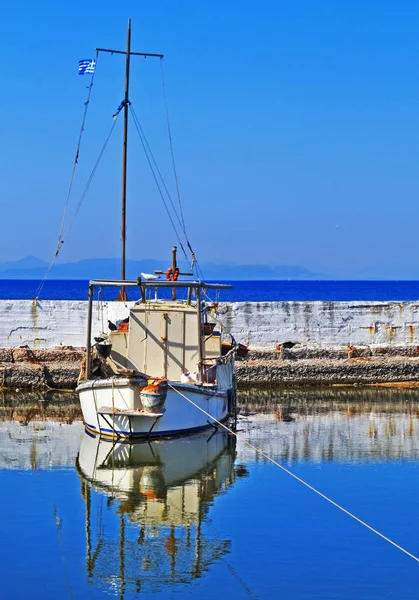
[96,48,164,59]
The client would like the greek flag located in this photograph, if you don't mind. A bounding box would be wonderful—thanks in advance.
[78,59,96,75]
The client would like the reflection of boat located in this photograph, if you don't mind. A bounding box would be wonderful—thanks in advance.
[76,429,239,595]
[75,21,237,439]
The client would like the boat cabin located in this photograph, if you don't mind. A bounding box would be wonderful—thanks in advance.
[85,279,232,386]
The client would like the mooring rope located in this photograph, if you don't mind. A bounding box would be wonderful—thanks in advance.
[168,383,419,564]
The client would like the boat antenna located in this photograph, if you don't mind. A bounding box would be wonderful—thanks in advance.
[96,19,164,300]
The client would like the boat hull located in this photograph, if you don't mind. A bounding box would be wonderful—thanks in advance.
[77,377,229,439]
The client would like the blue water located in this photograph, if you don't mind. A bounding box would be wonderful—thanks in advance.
[3,279,419,301]
[1,388,419,598]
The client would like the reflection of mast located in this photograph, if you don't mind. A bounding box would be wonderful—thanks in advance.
[166,524,177,582]
[192,495,203,579]
[83,482,92,578]
[82,479,105,580]
[119,515,126,600]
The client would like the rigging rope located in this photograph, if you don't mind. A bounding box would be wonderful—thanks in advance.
[168,383,419,565]
[129,104,188,261]
[34,111,120,299]
[34,59,98,300]
[130,105,186,240]
[63,116,119,238]
[59,51,99,247]
[159,62,203,278]
[35,58,205,299]
[160,60,187,235]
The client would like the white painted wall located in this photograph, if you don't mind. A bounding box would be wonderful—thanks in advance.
[1,299,419,349]
[218,301,419,347]
[0,299,132,348]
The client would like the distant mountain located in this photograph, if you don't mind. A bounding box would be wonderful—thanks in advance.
[0,257,316,280]
[0,255,48,273]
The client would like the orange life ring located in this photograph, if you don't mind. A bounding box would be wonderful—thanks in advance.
[166,267,180,281]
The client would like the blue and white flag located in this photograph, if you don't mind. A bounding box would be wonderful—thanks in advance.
[78,59,96,75]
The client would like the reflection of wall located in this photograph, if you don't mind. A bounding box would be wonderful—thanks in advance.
[237,410,419,462]
[238,386,419,410]
[0,421,84,470]
[2,299,419,348]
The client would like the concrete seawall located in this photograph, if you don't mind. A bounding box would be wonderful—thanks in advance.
[2,299,419,389]
[217,300,419,347]
[2,299,419,348]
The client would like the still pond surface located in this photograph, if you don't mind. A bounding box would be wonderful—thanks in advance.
[1,387,419,599]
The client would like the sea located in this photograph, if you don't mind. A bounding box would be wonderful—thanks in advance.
[1,386,419,599]
[3,279,419,302]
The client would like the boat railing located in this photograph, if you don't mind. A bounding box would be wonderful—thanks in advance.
[201,348,236,365]
[88,279,232,290]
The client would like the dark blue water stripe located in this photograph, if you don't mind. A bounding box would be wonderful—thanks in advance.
[3,279,419,302]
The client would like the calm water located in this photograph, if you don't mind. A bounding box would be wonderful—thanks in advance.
[1,388,419,598]
[3,279,419,301]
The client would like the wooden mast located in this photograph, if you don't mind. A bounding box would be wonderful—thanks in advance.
[96,25,164,302]
[118,18,131,301]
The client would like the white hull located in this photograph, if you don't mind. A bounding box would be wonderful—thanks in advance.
[77,377,230,439]
[77,428,235,505]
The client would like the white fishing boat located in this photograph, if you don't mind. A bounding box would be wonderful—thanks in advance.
[76,21,237,439]
[77,277,236,438]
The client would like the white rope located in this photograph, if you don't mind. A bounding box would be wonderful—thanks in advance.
[168,383,419,564]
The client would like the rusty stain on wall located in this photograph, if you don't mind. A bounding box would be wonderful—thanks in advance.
[31,299,39,342]
[385,326,400,343]
[409,325,415,344]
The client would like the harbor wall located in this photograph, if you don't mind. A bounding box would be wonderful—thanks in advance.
[1,299,419,349]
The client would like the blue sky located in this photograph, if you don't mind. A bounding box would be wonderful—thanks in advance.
[1,0,418,277]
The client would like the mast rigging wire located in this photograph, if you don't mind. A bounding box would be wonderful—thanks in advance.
[129,104,188,261]
[34,111,120,300]
[130,104,186,239]
[168,383,419,565]
[33,59,97,300]
[130,103,205,279]
[160,60,187,236]
[159,61,203,279]
[58,51,99,245]
[35,56,205,298]
[63,116,119,238]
